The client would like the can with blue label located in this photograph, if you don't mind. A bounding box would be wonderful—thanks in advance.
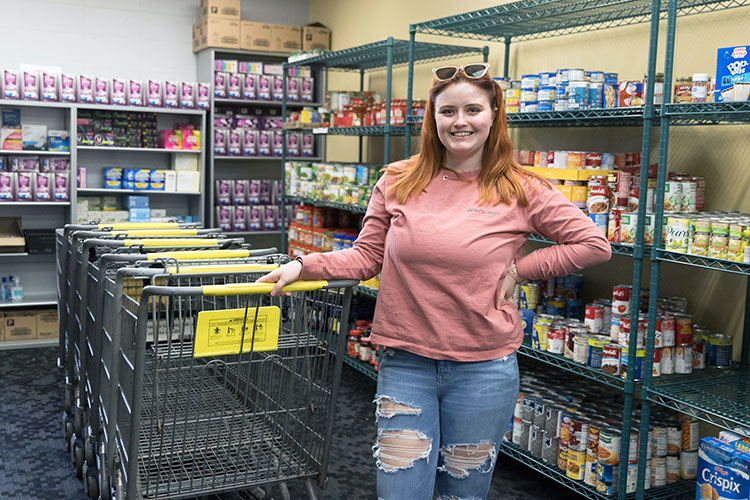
[538,100,554,111]
[589,212,608,236]
[539,72,555,86]
[588,82,604,108]
[568,81,589,109]
[521,74,540,90]
[520,308,535,337]
[538,86,556,101]
[589,71,605,83]
[556,69,569,83]
[555,98,569,111]
[555,82,569,99]
[520,102,538,113]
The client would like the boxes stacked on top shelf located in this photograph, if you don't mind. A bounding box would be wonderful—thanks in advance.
[1,107,69,152]
[285,161,381,208]
[214,178,286,232]
[0,155,69,202]
[0,309,59,342]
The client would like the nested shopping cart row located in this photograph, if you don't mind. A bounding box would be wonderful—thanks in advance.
[55,222,356,500]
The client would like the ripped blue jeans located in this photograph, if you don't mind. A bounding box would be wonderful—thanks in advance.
[373,347,519,500]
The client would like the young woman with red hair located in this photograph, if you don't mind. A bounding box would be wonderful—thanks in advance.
[259,64,611,499]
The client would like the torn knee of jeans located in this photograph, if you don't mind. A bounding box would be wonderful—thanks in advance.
[373,395,422,419]
[372,429,432,473]
[437,441,497,479]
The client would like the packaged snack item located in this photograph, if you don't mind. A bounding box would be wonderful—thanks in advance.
[716,46,750,102]
[696,437,750,500]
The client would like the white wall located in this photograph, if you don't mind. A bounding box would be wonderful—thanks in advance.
[0,0,310,83]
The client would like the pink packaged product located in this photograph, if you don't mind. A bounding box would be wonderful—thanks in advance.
[60,74,76,102]
[161,130,182,149]
[147,80,162,107]
[215,179,233,205]
[77,167,86,188]
[95,77,110,104]
[263,64,283,76]
[214,129,228,155]
[40,158,69,171]
[111,78,126,105]
[242,129,257,156]
[287,77,300,102]
[286,132,300,157]
[242,74,257,100]
[16,171,33,201]
[257,130,271,156]
[41,72,58,101]
[180,82,195,109]
[0,172,14,200]
[214,114,233,128]
[228,73,241,98]
[272,130,283,156]
[35,172,52,201]
[247,180,260,204]
[257,75,271,100]
[214,72,228,98]
[263,117,283,129]
[54,171,69,201]
[301,77,314,102]
[248,205,262,230]
[164,81,179,108]
[197,82,210,109]
[232,205,247,231]
[263,205,278,230]
[232,179,247,205]
[77,75,94,102]
[127,80,143,106]
[272,75,284,101]
[216,206,231,231]
[181,130,201,150]
[259,180,272,204]
[228,129,241,155]
[2,70,20,99]
[235,114,259,129]
[23,71,39,100]
[302,133,314,156]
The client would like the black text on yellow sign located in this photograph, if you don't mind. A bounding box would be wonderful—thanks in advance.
[194,306,280,357]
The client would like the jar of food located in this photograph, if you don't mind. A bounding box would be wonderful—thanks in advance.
[673,77,692,104]
[691,74,709,103]
[347,330,361,358]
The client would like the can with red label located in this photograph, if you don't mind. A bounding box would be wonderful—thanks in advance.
[615,171,632,207]
[534,150,549,168]
[587,184,610,214]
[608,207,625,243]
[661,346,675,374]
[675,344,693,374]
[693,338,706,369]
[601,343,621,376]
[565,324,587,360]
[612,284,632,315]
[568,416,590,452]
[588,175,608,187]
[585,152,602,168]
[674,314,694,345]
[548,321,567,354]
[585,303,604,332]
[656,315,676,347]
[652,348,662,377]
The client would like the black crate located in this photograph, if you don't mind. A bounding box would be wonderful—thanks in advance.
[24,229,56,254]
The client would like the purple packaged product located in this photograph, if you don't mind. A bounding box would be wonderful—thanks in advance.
[77,167,86,188]
[78,75,93,102]
[274,179,282,204]
[16,171,33,201]
[41,72,58,101]
[259,180,271,204]
[242,74,257,100]
[214,114,234,128]
[242,129,258,156]
[228,129,241,156]
[258,130,271,156]
[263,117,284,130]
[263,64,283,76]
[272,75,284,101]
[214,72,228,98]
[232,179,247,205]
[35,172,51,201]
[95,77,110,104]
[216,206,231,231]
[263,205,278,230]
[301,77,314,102]
[147,80,162,107]
[228,73,241,98]
[272,130,283,156]
[127,80,143,106]
[0,172,14,200]
[164,81,179,107]
[215,179,233,205]
[248,205,262,230]
[287,77,300,102]
[235,114,259,129]
[23,71,39,101]
[232,205,247,231]
[258,75,271,100]
[110,77,126,105]
[214,128,228,155]
[180,82,195,109]
[302,132,314,156]
[52,158,69,171]
[60,74,76,102]
[15,157,39,171]
[55,171,69,201]
[286,132,300,157]
[197,82,210,109]
[247,180,260,204]
[2,70,19,99]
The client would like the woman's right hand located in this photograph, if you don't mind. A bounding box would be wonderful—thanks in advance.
[255,260,303,296]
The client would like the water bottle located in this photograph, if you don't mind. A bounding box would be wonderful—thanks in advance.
[10,276,23,302]
[0,277,6,302]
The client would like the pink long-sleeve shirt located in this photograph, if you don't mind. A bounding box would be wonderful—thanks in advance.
[299,162,612,361]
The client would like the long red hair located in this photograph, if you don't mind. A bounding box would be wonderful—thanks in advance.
[387,71,549,207]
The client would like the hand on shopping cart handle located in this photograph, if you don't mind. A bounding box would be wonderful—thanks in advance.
[255,260,303,296]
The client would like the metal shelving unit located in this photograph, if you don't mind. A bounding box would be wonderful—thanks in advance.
[76,146,201,154]
[666,101,750,125]
[0,202,70,206]
[354,285,379,300]
[215,155,323,162]
[0,149,70,156]
[409,107,652,128]
[214,98,322,108]
[0,294,57,308]
[77,188,201,196]
[285,196,368,214]
[527,233,651,259]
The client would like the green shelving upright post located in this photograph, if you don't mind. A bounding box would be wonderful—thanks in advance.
[503,39,511,78]
[405,27,417,158]
[384,37,394,164]
[281,62,289,254]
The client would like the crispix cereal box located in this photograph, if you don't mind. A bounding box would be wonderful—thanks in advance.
[697,437,750,500]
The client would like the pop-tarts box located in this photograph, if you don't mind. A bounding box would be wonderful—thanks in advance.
[696,437,750,500]
[716,45,750,102]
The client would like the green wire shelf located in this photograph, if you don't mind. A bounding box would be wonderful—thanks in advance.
[408,107,650,127]
[285,196,368,214]
[518,339,630,390]
[412,0,749,42]
[647,366,750,430]
[665,101,750,125]
[655,249,750,276]
[354,285,379,299]
[287,39,484,71]
[312,329,379,381]
[498,442,695,500]
[527,233,650,259]
[306,125,419,136]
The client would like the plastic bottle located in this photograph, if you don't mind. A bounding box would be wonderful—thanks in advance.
[0,277,6,302]
[10,276,23,302]
[5,276,13,302]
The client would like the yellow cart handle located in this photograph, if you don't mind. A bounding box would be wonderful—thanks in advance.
[202,280,329,296]
[114,229,200,237]
[169,264,279,274]
[99,222,180,229]
[147,249,251,260]
[123,239,221,247]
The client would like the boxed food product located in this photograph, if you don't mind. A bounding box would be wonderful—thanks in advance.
[241,21,273,52]
[302,23,331,51]
[696,437,750,500]
[716,45,750,101]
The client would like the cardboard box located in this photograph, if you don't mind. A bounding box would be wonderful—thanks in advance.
[200,0,240,20]
[302,23,330,51]
[716,45,750,102]
[241,21,273,52]
[200,18,240,50]
[192,23,203,53]
[177,171,201,193]
[272,24,301,53]
[0,217,25,253]
[37,309,58,340]
[4,311,37,341]
[0,315,4,341]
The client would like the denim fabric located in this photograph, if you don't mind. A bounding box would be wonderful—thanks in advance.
[374,347,519,500]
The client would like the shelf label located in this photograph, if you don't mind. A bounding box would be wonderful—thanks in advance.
[312,128,328,134]
[193,306,280,357]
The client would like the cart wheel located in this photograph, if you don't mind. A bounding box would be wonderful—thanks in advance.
[86,466,99,500]
[73,406,83,437]
[82,462,88,490]
[69,434,78,462]
[114,469,124,500]
[279,482,291,500]
[73,438,85,479]
[63,413,74,450]
[85,434,95,465]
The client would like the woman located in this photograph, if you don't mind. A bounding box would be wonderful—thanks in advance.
[259,63,612,499]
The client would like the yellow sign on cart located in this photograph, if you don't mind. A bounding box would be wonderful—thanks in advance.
[193,306,280,357]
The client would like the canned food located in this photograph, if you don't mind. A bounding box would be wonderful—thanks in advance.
[584,453,599,486]
[675,344,693,374]
[568,416,590,452]
[692,176,706,210]
[565,325,586,360]
[680,450,698,479]
[620,212,638,245]
[679,180,697,213]
[585,303,604,332]
[664,181,682,212]
[652,348,662,377]
[532,314,555,350]
[533,398,549,428]
[533,150,549,168]
[588,82,604,108]
[546,297,567,317]
[542,433,560,464]
[608,208,626,243]
[620,347,645,380]
[667,424,681,455]
[612,284,632,315]
[709,220,730,260]
[512,417,524,446]
[644,213,655,246]
[681,418,699,451]
[693,338,706,369]
[568,81,588,109]
[573,334,590,365]
[596,461,619,495]
[521,89,538,102]
[587,339,604,370]
[520,282,540,310]
[521,74,540,90]
[558,440,569,470]
[674,314,694,344]
[666,216,690,253]
[529,425,544,458]
[547,321,566,354]
[568,68,585,81]
[538,86,556,101]
[661,346,675,374]
[567,152,584,168]
[601,343,621,376]
[652,426,668,457]
[587,185,610,214]
[708,333,733,368]
[656,315,676,347]
[538,100,554,112]
[598,427,621,464]
[587,421,603,458]
[567,448,586,480]
[651,456,667,487]
[520,102,538,112]
[666,455,680,484]
[588,213,608,236]
[618,313,645,349]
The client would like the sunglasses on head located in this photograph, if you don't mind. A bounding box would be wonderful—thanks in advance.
[432,63,490,81]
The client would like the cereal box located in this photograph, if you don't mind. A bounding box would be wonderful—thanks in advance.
[716,46,750,102]
[696,437,750,500]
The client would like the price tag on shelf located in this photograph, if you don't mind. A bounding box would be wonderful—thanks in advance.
[312,128,328,135]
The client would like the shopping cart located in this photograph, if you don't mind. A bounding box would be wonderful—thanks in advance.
[104,279,356,499]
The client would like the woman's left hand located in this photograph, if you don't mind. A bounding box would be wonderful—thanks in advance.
[500,273,517,303]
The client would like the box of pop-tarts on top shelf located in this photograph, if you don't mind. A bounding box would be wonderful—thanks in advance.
[716,45,750,102]
[696,437,750,500]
